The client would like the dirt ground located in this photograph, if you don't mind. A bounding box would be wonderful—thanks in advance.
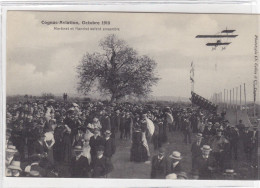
[109,130,258,180]
[57,130,258,179]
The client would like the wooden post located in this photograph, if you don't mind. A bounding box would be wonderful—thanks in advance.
[233,88,235,109]
[227,89,229,108]
[230,89,232,107]
[240,85,242,110]
[244,83,247,112]
[224,89,225,106]
[236,87,238,123]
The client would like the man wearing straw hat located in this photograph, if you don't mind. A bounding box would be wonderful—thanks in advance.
[6,145,20,166]
[222,169,237,180]
[166,151,182,175]
[71,145,91,177]
[7,161,22,177]
[194,145,215,180]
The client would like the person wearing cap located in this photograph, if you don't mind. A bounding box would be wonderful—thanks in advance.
[194,145,215,179]
[103,130,116,159]
[8,161,22,177]
[151,147,167,179]
[89,129,105,160]
[91,145,114,178]
[71,145,91,178]
[166,151,182,175]
[191,133,204,170]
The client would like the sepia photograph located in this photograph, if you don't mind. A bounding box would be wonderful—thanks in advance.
[4,11,259,180]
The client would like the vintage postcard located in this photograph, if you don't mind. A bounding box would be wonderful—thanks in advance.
[3,10,259,182]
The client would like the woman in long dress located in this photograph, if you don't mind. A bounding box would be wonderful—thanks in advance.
[62,124,72,164]
[130,121,149,162]
[44,128,55,165]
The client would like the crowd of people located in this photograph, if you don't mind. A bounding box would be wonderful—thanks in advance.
[5,98,258,179]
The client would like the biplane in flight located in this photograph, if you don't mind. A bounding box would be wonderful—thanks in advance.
[196,29,238,50]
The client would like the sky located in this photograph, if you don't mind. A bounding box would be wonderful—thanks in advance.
[6,11,259,101]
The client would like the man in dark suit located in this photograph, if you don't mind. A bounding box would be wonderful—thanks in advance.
[89,129,104,160]
[191,133,204,170]
[243,125,253,161]
[202,122,215,144]
[91,145,114,178]
[183,118,192,144]
[100,111,111,135]
[112,110,121,136]
[103,130,116,159]
[71,145,91,178]
[228,124,240,160]
[166,151,182,175]
[194,145,215,180]
[151,148,167,179]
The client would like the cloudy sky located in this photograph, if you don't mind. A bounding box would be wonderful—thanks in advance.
[6,11,259,101]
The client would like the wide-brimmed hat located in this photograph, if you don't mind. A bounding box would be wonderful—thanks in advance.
[166,173,177,179]
[72,103,79,107]
[201,145,212,152]
[8,161,22,171]
[169,151,182,160]
[74,145,83,152]
[29,170,40,177]
[104,130,112,135]
[196,133,203,138]
[223,169,237,176]
[6,145,18,153]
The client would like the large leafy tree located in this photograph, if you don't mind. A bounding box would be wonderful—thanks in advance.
[77,34,159,102]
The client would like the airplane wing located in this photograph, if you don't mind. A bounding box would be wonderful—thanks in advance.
[221,29,236,33]
[206,42,231,46]
[196,35,238,38]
